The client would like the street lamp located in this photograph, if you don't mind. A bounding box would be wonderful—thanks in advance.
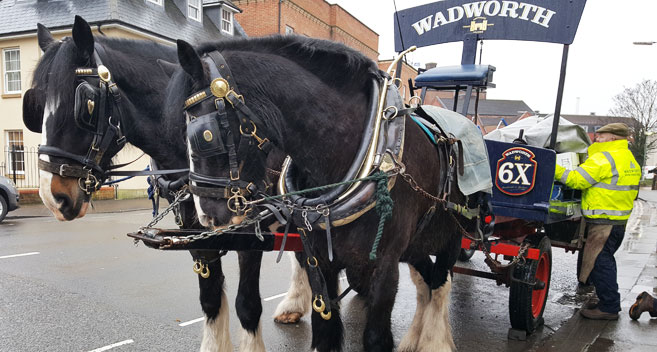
[643,131,655,178]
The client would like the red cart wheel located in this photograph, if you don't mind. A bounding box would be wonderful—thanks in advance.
[509,236,552,333]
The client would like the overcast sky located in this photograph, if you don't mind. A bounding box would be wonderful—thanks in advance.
[326,0,657,116]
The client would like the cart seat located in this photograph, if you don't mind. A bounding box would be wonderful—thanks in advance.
[415,64,496,89]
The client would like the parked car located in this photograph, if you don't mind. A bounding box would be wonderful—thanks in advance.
[0,175,20,222]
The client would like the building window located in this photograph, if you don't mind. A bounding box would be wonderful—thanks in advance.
[221,8,233,35]
[147,0,163,5]
[5,130,24,175]
[285,25,294,35]
[188,0,201,22]
[3,48,21,94]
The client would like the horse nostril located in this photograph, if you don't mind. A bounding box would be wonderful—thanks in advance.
[54,193,71,210]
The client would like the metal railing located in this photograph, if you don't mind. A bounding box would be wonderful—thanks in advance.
[2,146,39,188]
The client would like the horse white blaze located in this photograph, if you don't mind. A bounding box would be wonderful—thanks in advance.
[38,98,65,220]
[187,140,211,226]
[273,252,311,322]
[417,275,455,352]
[238,322,265,352]
[200,291,233,352]
[398,265,431,352]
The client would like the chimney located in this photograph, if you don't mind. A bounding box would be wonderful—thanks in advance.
[425,62,437,70]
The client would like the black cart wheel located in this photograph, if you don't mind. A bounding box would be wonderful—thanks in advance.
[458,248,476,261]
[509,236,552,334]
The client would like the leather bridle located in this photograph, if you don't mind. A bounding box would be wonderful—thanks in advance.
[38,43,126,194]
[38,43,189,195]
[183,51,273,214]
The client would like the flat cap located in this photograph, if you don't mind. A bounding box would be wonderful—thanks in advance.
[596,123,630,137]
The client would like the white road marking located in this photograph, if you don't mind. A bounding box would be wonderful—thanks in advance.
[263,292,288,302]
[263,276,348,302]
[0,252,40,259]
[179,317,205,327]
[88,339,134,352]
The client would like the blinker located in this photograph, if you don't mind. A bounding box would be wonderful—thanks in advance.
[74,82,99,131]
[187,114,226,158]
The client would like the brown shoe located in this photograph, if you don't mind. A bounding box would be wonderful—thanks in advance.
[629,291,657,320]
[583,296,600,310]
[580,307,619,320]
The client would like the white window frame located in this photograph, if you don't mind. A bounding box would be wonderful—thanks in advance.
[3,48,21,94]
[147,0,163,5]
[5,130,25,175]
[221,7,234,35]
[285,25,294,35]
[188,0,202,22]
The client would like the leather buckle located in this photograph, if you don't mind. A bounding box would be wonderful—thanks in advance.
[226,90,244,108]
[230,169,240,181]
[59,164,68,176]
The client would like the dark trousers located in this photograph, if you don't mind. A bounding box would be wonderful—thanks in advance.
[589,224,626,313]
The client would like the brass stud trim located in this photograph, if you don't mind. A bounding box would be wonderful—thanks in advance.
[184,91,208,108]
[210,78,230,98]
[203,130,213,142]
[97,65,111,82]
[75,68,93,75]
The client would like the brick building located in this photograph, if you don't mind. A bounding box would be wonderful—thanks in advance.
[233,0,378,61]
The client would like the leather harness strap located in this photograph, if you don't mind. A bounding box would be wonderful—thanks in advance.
[38,43,188,194]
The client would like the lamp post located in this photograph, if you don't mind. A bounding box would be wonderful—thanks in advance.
[643,131,655,181]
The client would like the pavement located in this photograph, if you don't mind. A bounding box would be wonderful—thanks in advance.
[537,188,657,352]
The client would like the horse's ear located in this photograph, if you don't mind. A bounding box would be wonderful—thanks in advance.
[157,59,179,78]
[37,23,55,51]
[22,89,44,133]
[177,40,204,81]
[72,15,94,61]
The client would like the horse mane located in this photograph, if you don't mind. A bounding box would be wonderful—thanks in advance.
[195,35,381,91]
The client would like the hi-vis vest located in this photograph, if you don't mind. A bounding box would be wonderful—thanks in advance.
[555,139,641,223]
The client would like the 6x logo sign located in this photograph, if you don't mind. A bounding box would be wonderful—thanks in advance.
[495,147,537,196]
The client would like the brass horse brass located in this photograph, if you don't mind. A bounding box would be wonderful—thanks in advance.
[203,130,213,142]
[87,100,95,115]
[97,65,111,82]
[210,78,230,98]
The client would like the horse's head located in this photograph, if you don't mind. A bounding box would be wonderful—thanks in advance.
[167,40,273,228]
[24,16,126,220]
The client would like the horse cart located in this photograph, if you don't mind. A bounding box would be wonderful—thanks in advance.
[127,0,589,341]
[394,0,589,338]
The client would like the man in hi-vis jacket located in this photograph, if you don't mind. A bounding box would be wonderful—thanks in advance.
[554,123,641,320]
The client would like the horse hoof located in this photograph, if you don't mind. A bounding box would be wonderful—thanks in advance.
[274,312,302,324]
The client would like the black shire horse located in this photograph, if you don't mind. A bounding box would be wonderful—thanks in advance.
[167,36,465,351]
[22,16,307,352]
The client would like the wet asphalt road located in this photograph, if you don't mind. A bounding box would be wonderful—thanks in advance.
[0,208,582,352]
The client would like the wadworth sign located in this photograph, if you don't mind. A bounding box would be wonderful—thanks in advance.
[394,0,587,51]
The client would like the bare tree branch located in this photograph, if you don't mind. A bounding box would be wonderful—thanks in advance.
[609,79,657,168]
